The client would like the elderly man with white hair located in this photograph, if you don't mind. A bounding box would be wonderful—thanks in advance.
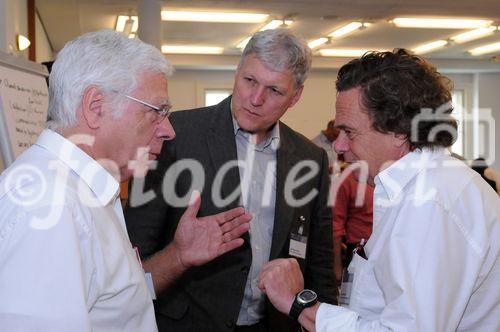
[0,30,251,331]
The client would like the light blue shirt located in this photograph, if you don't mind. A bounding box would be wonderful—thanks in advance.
[232,116,280,325]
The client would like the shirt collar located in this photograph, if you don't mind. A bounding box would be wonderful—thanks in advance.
[374,148,450,201]
[35,129,120,206]
[230,106,280,151]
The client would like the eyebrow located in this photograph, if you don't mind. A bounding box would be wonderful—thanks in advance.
[267,84,285,92]
[244,74,287,93]
[334,123,351,131]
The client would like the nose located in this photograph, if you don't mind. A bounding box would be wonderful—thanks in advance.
[333,131,349,155]
[251,86,266,106]
[156,117,176,141]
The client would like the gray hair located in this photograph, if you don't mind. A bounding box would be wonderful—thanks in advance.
[47,29,173,129]
[240,28,312,89]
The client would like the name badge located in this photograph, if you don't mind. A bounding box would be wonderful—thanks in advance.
[339,269,353,306]
[289,216,308,259]
[340,241,367,307]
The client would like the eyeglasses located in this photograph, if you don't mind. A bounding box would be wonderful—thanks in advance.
[110,89,172,122]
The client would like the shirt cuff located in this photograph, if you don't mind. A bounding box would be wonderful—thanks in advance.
[316,303,359,332]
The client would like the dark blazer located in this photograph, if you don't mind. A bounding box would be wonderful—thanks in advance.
[125,96,336,332]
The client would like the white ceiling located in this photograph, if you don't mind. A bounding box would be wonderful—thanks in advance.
[36,0,500,64]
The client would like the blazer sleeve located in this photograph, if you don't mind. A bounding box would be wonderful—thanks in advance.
[304,149,338,304]
[124,141,175,259]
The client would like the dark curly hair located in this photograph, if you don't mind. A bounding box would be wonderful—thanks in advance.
[336,49,457,150]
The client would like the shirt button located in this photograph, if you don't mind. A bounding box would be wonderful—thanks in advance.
[225,320,235,328]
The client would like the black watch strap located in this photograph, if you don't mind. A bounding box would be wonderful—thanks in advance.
[289,290,318,322]
[289,299,304,322]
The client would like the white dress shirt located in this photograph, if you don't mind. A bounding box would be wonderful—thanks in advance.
[0,129,157,331]
[316,148,500,331]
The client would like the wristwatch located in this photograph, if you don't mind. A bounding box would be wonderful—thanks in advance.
[289,289,318,322]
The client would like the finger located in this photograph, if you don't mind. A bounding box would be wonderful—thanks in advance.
[258,273,267,292]
[212,206,247,225]
[182,190,201,218]
[260,259,279,275]
[284,258,300,272]
[221,222,250,242]
[218,238,245,256]
[259,259,299,283]
[261,258,288,273]
[219,213,252,233]
[259,284,267,293]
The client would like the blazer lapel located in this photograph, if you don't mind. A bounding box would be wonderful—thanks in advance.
[270,123,300,259]
[206,96,242,208]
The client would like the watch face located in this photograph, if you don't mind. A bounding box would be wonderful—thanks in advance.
[297,289,317,304]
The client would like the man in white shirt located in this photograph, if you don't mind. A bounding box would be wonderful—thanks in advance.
[0,30,250,331]
[259,49,500,331]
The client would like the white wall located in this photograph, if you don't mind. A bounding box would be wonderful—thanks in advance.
[478,73,500,170]
[35,11,53,63]
[447,73,475,159]
[0,0,28,58]
[282,70,337,139]
[0,0,27,172]
[445,72,500,169]
[0,0,53,63]
[0,0,5,52]
[169,69,234,112]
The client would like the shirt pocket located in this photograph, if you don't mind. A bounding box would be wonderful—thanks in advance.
[348,253,372,310]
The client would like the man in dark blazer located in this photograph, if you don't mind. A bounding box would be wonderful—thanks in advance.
[125,28,336,332]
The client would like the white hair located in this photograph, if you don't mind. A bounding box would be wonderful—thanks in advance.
[240,28,312,89]
[47,29,173,129]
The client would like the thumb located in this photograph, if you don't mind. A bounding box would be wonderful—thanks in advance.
[183,190,201,218]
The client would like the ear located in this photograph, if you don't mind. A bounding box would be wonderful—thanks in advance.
[393,132,408,147]
[289,85,304,108]
[81,86,105,130]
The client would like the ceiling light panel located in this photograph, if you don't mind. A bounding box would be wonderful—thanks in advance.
[469,42,500,56]
[161,10,268,23]
[392,17,493,29]
[328,22,364,38]
[161,45,224,54]
[115,15,138,33]
[450,26,498,44]
[412,40,448,54]
[308,38,329,49]
[236,37,251,49]
[236,19,293,49]
[318,49,372,57]
[260,19,293,31]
